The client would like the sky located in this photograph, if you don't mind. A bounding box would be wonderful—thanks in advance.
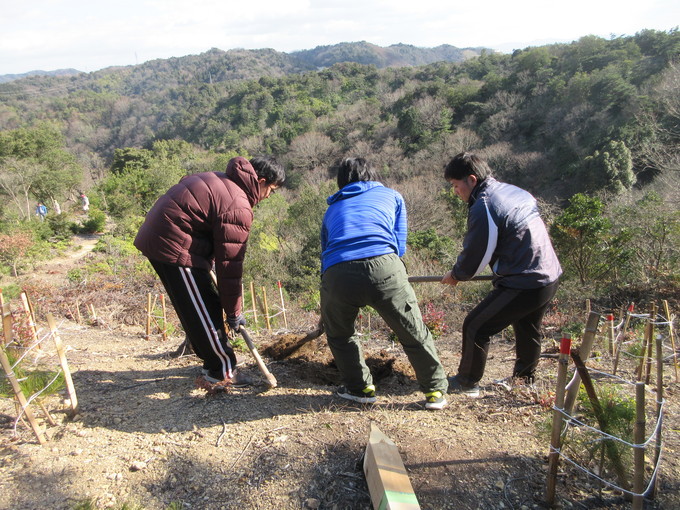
[1,0,678,76]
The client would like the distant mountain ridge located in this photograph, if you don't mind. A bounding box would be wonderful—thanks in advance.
[291,41,487,68]
[0,68,82,84]
[0,42,487,84]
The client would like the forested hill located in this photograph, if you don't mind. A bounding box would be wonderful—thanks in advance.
[291,42,486,68]
[0,41,486,85]
[0,29,678,204]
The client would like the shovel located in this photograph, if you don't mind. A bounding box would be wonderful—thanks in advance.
[265,274,494,360]
[238,325,278,388]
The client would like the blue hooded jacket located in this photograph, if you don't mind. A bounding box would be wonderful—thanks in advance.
[321,181,406,273]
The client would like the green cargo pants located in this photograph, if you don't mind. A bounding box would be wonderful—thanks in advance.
[320,253,448,395]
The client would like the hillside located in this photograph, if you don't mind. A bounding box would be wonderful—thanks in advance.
[1,237,679,509]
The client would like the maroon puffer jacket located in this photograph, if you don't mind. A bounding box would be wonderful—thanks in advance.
[134,157,262,317]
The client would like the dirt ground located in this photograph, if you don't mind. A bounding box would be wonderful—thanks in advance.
[1,236,679,510]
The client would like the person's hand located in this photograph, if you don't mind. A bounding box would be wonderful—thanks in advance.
[441,270,460,287]
[227,313,246,331]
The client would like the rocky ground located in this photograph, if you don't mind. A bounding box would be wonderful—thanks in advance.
[0,237,678,510]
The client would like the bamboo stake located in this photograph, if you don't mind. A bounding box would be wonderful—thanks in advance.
[262,286,271,332]
[613,303,634,375]
[650,331,664,499]
[571,349,630,493]
[145,293,152,340]
[47,314,79,416]
[277,281,288,329]
[546,335,571,505]
[0,347,46,444]
[662,300,678,382]
[249,281,258,332]
[88,303,97,324]
[38,401,57,426]
[633,382,645,510]
[645,303,657,384]
[564,312,600,415]
[160,294,168,341]
[20,292,39,347]
[637,304,654,381]
[75,299,82,324]
[1,299,12,346]
[606,313,615,355]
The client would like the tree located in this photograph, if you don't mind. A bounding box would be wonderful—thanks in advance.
[0,231,33,276]
[551,194,612,283]
[583,140,635,194]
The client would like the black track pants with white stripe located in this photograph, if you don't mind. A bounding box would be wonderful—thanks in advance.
[457,280,559,385]
[150,260,237,379]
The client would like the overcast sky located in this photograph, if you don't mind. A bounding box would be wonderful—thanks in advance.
[1,0,678,75]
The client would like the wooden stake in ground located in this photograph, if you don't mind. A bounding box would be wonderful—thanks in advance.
[546,335,571,505]
[570,348,630,493]
[633,382,645,510]
[662,300,678,382]
[46,314,79,417]
[75,299,83,324]
[20,292,39,347]
[651,330,664,498]
[613,303,634,375]
[606,313,615,355]
[0,347,46,444]
[145,293,152,340]
[1,293,13,346]
[645,303,657,384]
[249,281,258,332]
[160,294,168,341]
[564,312,600,415]
[277,281,288,329]
[262,286,271,332]
[363,424,421,510]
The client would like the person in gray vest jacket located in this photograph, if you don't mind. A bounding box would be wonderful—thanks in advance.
[441,152,562,397]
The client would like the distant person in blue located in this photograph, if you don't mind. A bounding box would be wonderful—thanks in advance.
[35,202,47,221]
[320,157,448,410]
[441,152,562,397]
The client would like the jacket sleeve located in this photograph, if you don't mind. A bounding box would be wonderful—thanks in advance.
[453,200,498,280]
[394,193,407,257]
[213,206,254,317]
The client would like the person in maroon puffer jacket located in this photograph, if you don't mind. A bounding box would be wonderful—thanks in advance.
[134,156,285,389]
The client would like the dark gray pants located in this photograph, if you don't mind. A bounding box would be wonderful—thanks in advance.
[457,280,559,385]
[320,253,447,395]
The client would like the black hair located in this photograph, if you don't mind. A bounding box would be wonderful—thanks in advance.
[250,156,286,186]
[334,157,379,189]
[444,152,492,181]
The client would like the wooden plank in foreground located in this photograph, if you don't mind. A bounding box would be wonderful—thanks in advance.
[363,424,421,510]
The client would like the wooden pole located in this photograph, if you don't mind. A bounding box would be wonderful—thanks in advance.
[249,281,258,332]
[650,330,664,498]
[613,303,634,375]
[662,300,678,382]
[645,303,657,384]
[20,292,39,347]
[571,349,630,492]
[633,382,645,510]
[637,304,654,381]
[606,313,615,355]
[145,293,152,340]
[160,294,168,341]
[47,314,79,416]
[277,281,288,329]
[564,312,600,415]
[1,299,12,346]
[75,299,82,325]
[262,286,271,332]
[0,347,46,444]
[546,335,571,505]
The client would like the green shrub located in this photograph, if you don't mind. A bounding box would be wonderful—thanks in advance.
[80,208,107,234]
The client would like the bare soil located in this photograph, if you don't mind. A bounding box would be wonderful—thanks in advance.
[1,236,679,510]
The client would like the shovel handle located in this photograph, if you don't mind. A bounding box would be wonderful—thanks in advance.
[239,325,278,389]
[408,274,494,283]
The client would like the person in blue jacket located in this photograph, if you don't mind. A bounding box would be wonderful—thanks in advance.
[320,157,448,410]
[441,152,562,397]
